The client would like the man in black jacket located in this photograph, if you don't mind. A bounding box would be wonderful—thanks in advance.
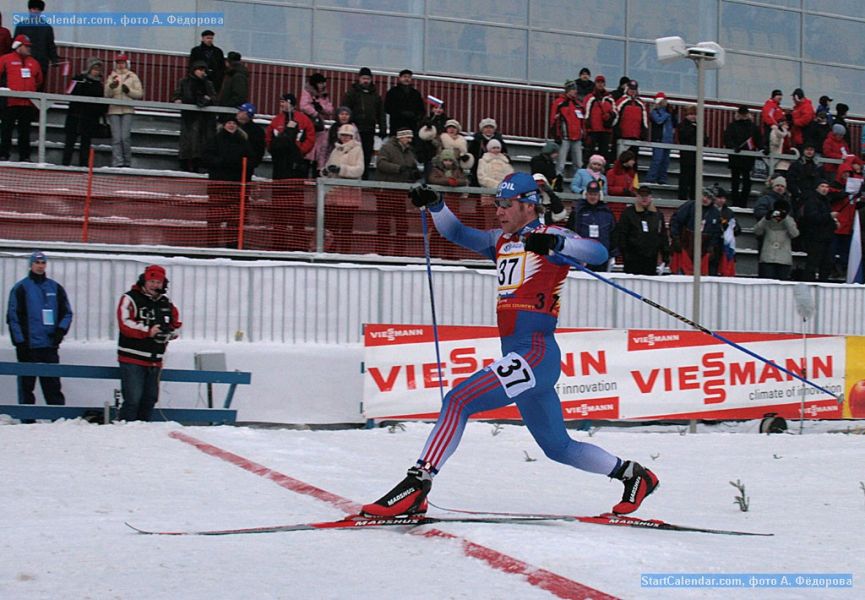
[384,69,424,137]
[205,115,251,247]
[62,57,106,166]
[786,142,825,204]
[13,0,58,91]
[799,180,838,282]
[116,265,181,422]
[189,30,225,94]
[342,67,385,179]
[723,106,761,208]
[613,186,669,275]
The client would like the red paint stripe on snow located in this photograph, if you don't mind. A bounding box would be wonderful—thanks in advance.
[168,431,362,514]
[170,431,618,600]
[417,529,619,600]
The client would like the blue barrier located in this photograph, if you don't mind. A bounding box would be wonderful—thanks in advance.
[0,362,252,424]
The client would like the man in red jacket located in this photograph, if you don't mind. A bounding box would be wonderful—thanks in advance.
[549,79,584,177]
[613,79,647,162]
[790,88,814,151]
[265,93,316,179]
[583,75,616,164]
[761,89,784,151]
[265,93,316,250]
[0,35,42,162]
[116,265,181,422]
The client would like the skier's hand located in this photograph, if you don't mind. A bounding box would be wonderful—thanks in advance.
[524,233,563,255]
[408,184,441,208]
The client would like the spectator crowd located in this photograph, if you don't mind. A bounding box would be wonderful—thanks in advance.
[0,2,862,282]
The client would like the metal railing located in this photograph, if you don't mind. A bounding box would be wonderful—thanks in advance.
[0,89,237,164]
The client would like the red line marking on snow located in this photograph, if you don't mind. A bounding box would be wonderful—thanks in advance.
[170,431,618,600]
[168,431,362,514]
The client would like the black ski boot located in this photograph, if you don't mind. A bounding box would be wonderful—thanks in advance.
[361,466,432,517]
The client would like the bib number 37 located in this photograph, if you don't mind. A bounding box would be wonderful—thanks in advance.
[488,352,536,398]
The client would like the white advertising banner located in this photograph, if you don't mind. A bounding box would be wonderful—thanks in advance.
[363,324,849,421]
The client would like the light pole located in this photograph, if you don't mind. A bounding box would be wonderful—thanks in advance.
[655,38,725,323]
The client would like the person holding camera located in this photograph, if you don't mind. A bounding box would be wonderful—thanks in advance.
[753,198,800,280]
[116,265,181,422]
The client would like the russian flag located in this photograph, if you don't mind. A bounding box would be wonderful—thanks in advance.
[719,217,737,276]
[426,94,444,108]
[847,209,864,283]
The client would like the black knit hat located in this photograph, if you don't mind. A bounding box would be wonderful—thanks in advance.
[358,67,372,77]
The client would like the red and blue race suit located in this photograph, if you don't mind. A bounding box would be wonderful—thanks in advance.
[417,202,622,477]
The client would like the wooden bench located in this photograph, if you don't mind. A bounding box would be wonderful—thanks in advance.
[0,362,252,425]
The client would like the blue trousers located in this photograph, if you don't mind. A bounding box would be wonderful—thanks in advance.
[646,148,670,183]
[118,362,161,421]
[418,312,619,477]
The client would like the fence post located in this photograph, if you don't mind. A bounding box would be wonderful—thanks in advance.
[315,178,326,253]
[37,95,48,164]
[238,157,248,250]
[82,147,95,242]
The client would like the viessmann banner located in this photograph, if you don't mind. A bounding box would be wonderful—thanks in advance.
[363,324,865,421]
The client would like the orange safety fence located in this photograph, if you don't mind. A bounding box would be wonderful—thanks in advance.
[0,166,510,259]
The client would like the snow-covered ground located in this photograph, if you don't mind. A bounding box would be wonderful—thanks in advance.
[1,419,862,599]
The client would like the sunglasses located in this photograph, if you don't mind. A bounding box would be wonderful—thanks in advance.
[494,198,515,208]
[33,260,46,264]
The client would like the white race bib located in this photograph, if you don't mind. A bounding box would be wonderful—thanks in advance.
[496,251,526,295]
[589,224,600,238]
[21,68,31,79]
[488,352,536,398]
[641,220,649,233]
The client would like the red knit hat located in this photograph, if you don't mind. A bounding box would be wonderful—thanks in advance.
[144,265,166,282]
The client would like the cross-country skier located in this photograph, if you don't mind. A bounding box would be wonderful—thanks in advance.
[361,172,659,518]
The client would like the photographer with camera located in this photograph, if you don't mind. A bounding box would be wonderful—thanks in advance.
[116,265,181,422]
[753,198,800,280]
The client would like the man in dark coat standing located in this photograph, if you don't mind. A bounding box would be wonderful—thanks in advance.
[189,30,225,94]
[342,67,385,179]
[723,106,761,208]
[62,57,107,166]
[205,115,251,247]
[385,69,424,137]
[172,61,216,172]
[613,186,669,275]
[218,51,249,108]
[13,0,58,91]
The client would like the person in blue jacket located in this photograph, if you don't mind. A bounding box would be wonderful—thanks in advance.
[6,251,73,405]
[566,180,616,271]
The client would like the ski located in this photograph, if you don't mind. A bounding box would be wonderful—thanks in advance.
[428,504,774,537]
[124,514,560,536]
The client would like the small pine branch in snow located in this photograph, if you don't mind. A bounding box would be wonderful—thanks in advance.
[587,426,598,437]
[678,427,688,436]
[730,479,750,512]
[859,481,865,504]
[491,424,503,437]
[387,423,406,434]
[523,451,537,462]
[773,454,783,459]
[650,453,660,461]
